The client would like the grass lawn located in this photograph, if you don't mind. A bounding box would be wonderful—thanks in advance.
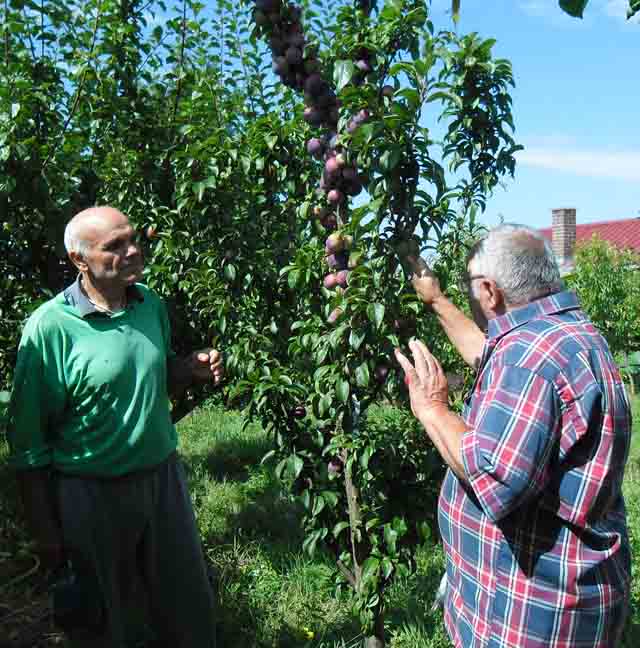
[1,394,639,647]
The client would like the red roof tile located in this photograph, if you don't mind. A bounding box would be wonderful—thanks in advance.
[540,217,640,252]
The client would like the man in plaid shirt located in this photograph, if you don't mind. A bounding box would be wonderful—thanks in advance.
[396,224,631,647]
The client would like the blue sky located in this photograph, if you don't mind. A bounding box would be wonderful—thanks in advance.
[143,1,638,230]
[427,0,639,229]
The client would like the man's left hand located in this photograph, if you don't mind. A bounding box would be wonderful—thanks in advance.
[190,348,224,385]
[395,339,449,424]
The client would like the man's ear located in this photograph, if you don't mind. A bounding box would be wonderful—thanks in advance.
[484,279,505,312]
[68,251,88,273]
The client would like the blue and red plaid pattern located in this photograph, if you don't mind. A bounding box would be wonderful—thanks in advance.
[439,291,631,647]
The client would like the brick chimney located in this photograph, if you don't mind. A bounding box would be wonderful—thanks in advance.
[552,208,576,266]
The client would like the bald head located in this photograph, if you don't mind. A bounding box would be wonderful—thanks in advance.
[64,206,129,256]
[467,223,562,306]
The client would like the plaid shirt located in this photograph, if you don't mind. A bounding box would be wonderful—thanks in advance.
[439,291,631,648]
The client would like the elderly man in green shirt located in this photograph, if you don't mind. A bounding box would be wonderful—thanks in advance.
[7,206,223,647]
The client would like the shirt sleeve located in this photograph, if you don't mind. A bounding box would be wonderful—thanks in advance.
[6,320,63,470]
[461,364,560,522]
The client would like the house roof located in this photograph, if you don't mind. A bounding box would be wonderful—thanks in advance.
[540,217,640,252]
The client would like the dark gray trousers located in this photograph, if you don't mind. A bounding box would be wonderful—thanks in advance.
[57,453,216,648]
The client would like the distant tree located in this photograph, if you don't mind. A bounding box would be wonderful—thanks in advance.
[565,237,640,356]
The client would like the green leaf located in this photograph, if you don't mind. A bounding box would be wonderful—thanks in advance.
[224,263,236,282]
[349,328,366,351]
[333,521,350,538]
[384,524,398,554]
[366,303,385,329]
[288,454,304,480]
[558,0,589,17]
[312,494,325,516]
[303,528,325,557]
[628,0,640,19]
[265,134,278,150]
[334,60,356,92]
[336,379,350,403]
[381,557,394,580]
[0,391,10,405]
[361,557,380,584]
[287,269,300,289]
[318,394,332,417]
[418,521,432,543]
[355,362,370,387]
[359,445,374,470]
[260,449,276,465]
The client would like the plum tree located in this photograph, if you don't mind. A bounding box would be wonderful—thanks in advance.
[245,1,521,645]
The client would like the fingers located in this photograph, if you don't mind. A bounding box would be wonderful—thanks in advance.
[408,339,430,383]
[394,348,418,386]
[411,339,438,375]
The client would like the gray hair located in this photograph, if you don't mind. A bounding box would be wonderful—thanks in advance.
[63,217,89,255]
[467,223,562,305]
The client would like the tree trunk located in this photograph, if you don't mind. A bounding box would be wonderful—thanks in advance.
[364,609,385,648]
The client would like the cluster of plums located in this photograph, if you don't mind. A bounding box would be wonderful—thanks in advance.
[251,0,396,404]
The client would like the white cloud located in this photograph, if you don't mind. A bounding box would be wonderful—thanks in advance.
[516,146,640,181]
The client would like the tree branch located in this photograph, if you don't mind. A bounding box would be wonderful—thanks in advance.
[42,1,102,171]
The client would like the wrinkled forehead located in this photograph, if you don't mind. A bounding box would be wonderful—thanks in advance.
[80,212,132,245]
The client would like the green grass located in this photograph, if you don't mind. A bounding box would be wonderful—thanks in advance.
[176,402,451,648]
[1,394,640,647]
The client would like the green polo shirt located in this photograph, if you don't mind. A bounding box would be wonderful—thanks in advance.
[7,277,177,477]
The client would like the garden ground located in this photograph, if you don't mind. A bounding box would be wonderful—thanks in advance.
[1,396,639,647]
